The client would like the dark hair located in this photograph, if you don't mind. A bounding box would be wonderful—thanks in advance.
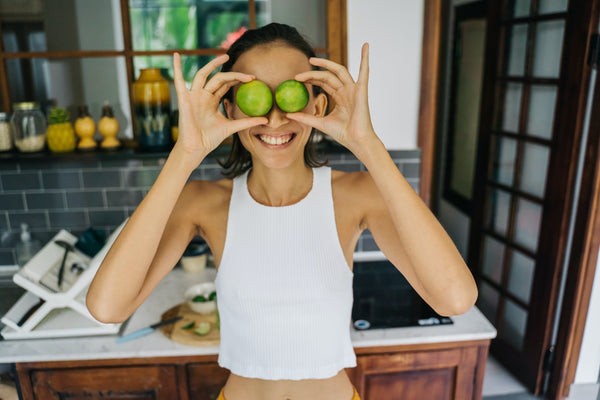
[218,23,327,178]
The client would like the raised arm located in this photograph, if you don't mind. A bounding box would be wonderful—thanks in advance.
[86,54,267,323]
[289,44,477,316]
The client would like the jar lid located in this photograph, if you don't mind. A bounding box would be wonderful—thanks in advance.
[13,102,40,110]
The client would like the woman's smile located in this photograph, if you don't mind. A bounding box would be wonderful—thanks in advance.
[256,132,297,147]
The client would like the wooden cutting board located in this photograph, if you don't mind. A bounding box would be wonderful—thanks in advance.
[159,302,220,346]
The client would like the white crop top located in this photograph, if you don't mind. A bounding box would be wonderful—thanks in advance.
[214,166,357,380]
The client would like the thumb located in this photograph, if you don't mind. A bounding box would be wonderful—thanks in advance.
[226,117,268,135]
[286,112,325,132]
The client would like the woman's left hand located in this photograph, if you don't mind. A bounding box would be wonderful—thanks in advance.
[287,43,378,157]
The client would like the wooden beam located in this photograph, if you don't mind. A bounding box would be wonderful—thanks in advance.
[550,2,600,396]
[327,0,347,66]
[418,0,443,205]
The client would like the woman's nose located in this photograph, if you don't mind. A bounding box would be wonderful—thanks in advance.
[266,104,288,128]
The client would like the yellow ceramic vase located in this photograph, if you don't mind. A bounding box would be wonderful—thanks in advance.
[133,68,172,151]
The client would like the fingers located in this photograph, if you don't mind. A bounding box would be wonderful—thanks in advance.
[308,57,354,85]
[286,112,325,132]
[172,53,187,95]
[191,54,229,90]
[227,117,268,134]
[358,43,370,87]
[295,70,343,93]
[204,72,254,95]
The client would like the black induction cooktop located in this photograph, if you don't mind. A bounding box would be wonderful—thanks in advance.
[351,260,452,330]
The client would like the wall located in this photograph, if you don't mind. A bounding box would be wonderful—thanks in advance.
[346,0,424,150]
[269,0,327,49]
[0,149,421,266]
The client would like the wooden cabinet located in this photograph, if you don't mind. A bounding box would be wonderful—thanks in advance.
[351,340,490,400]
[15,340,490,400]
[187,362,231,400]
[24,364,178,400]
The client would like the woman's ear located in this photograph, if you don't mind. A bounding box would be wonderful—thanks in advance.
[223,98,233,119]
[313,92,328,117]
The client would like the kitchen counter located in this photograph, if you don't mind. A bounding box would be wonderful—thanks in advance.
[0,266,496,364]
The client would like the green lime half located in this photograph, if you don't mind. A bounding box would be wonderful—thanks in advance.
[275,80,309,113]
[236,80,273,117]
[194,322,211,336]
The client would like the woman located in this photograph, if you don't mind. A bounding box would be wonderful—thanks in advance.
[87,23,478,400]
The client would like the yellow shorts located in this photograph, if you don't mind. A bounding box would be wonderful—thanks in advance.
[217,385,361,400]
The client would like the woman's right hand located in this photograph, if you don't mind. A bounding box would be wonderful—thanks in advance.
[172,53,267,162]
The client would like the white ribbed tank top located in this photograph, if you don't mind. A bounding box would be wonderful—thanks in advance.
[214,166,357,380]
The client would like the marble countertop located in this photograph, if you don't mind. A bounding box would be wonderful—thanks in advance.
[0,266,496,364]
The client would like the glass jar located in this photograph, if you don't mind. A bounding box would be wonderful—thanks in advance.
[11,102,46,152]
[0,112,12,152]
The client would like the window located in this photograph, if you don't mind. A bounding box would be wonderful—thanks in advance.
[0,0,346,140]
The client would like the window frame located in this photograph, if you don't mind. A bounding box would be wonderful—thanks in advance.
[0,0,347,139]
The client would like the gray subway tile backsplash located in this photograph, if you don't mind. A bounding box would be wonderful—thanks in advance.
[0,194,25,211]
[0,249,15,265]
[0,148,421,265]
[26,192,66,210]
[83,170,121,188]
[66,191,105,209]
[42,171,81,190]
[401,162,421,179]
[2,172,41,191]
[48,210,88,229]
[121,168,161,187]
[105,190,144,208]
[8,211,48,230]
[88,210,127,228]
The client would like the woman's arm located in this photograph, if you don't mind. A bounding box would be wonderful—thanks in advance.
[289,44,477,316]
[86,54,266,323]
[358,148,477,316]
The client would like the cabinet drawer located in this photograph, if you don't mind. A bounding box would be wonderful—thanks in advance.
[30,365,178,400]
[187,362,230,400]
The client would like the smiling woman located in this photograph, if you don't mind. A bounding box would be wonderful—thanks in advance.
[86,21,477,400]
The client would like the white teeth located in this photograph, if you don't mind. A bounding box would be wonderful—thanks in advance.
[259,134,293,145]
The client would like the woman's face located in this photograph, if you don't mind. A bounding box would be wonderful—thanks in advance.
[224,43,327,170]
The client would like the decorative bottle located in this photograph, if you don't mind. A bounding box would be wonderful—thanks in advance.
[98,104,120,150]
[133,68,172,151]
[74,105,97,151]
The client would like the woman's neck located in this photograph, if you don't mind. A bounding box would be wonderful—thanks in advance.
[247,162,314,207]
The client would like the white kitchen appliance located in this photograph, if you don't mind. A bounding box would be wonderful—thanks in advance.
[1,221,126,339]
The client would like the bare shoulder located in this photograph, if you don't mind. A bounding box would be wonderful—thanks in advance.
[331,169,381,231]
[331,169,378,200]
[183,178,232,206]
[176,178,233,235]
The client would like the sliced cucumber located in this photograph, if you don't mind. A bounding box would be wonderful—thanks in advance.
[181,321,195,330]
[194,322,211,336]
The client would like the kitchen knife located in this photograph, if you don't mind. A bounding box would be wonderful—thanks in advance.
[116,316,183,344]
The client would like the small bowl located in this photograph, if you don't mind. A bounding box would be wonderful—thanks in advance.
[185,282,217,314]
[180,238,210,273]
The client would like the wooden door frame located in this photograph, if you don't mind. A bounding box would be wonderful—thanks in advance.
[550,2,600,397]
[418,0,443,206]
[422,0,600,397]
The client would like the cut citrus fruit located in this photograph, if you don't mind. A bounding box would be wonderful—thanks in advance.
[194,322,211,336]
